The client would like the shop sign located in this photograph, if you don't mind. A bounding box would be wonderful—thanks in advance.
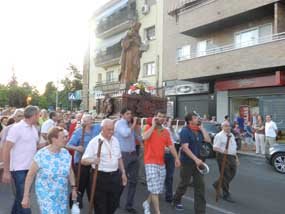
[165,82,209,96]
[215,71,285,91]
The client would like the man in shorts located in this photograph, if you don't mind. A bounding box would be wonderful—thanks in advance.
[142,111,180,214]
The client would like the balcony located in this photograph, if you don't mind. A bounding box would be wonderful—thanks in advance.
[94,43,122,68]
[93,80,127,99]
[174,0,276,36]
[176,32,285,80]
[96,1,137,39]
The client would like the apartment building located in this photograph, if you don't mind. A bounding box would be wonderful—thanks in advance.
[84,0,164,111]
[165,0,285,128]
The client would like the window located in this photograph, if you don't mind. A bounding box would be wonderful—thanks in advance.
[235,24,273,48]
[106,71,115,82]
[196,40,212,57]
[177,45,191,61]
[97,73,102,83]
[146,0,156,6]
[145,26,156,41]
[235,28,259,48]
[259,24,273,43]
[144,62,155,76]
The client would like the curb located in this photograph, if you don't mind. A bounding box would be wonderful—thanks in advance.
[237,151,265,159]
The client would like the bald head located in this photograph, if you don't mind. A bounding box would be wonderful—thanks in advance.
[222,121,231,133]
[101,119,114,140]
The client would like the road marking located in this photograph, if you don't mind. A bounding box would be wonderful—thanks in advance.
[183,195,236,214]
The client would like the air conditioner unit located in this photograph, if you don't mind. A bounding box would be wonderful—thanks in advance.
[142,4,150,15]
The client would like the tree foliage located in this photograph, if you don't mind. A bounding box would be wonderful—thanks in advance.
[0,65,83,110]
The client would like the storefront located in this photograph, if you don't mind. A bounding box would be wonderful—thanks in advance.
[165,80,215,119]
[215,71,285,129]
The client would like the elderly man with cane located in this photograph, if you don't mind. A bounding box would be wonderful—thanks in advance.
[213,121,239,203]
[81,119,127,214]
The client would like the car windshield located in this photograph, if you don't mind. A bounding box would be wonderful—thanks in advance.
[202,122,220,133]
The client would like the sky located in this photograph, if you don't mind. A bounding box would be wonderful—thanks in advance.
[0,0,108,94]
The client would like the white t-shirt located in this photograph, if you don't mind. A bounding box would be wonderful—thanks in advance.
[82,134,121,172]
[41,119,56,134]
[6,120,39,171]
[265,121,278,138]
[213,131,237,156]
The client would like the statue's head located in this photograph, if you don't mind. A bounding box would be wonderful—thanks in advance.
[132,21,141,32]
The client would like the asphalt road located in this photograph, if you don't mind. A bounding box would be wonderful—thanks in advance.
[0,155,284,214]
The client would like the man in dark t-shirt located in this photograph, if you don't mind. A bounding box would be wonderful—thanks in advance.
[173,112,211,213]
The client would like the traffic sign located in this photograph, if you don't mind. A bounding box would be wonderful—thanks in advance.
[68,93,76,101]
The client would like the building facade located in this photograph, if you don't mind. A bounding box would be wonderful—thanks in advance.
[165,0,285,129]
[84,0,164,112]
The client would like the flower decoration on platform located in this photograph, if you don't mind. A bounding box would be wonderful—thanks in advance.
[128,82,155,95]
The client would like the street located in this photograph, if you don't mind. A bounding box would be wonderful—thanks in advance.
[0,155,284,214]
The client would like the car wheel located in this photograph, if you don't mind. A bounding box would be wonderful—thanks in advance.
[272,153,285,174]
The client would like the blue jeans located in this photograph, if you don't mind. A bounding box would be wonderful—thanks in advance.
[11,170,32,214]
[164,153,175,201]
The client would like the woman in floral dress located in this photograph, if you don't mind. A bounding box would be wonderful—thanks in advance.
[22,127,77,213]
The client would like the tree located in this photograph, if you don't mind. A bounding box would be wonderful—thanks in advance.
[60,64,83,110]
[43,82,57,109]
[8,73,18,88]
[0,84,8,107]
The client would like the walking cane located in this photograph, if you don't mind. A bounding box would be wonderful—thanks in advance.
[215,134,231,202]
[88,138,103,214]
[69,124,86,209]
[76,124,86,187]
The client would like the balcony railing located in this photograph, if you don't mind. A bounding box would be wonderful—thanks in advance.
[177,32,285,62]
[94,44,122,65]
[96,8,136,35]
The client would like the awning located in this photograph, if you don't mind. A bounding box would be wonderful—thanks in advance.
[96,0,128,21]
[168,0,198,15]
[95,31,127,51]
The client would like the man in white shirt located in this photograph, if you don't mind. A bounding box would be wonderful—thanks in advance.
[40,111,58,141]
[265,115,278,154]
[2,105,40,214]
[213,121,239,203]
[81,119,127,214]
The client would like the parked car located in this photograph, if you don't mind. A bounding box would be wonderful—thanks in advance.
[200,122,221,158]
[266,144,285,174]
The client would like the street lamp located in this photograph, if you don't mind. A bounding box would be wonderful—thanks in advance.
[26,96,32,105]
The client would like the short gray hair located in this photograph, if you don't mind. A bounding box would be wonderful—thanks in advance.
[24,105,40,119]
[101,118,114,127]
[81,114,93,124]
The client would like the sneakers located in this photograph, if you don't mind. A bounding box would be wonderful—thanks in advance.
[142,200,151,214]
[175,203,184,211]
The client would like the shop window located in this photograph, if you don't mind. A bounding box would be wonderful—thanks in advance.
[230,97,259,125]
[145,26,156,41]
[144,62,155,76]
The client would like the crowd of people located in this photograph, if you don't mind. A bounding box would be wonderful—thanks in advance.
[225,114,279,155]
[0,105,279,214]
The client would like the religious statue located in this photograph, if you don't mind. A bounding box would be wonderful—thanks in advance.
[102,95,114,118]
[119,22,142,86]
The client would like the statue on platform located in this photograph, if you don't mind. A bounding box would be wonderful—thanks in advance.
[119,22,142,85]
[102,95,114,118]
